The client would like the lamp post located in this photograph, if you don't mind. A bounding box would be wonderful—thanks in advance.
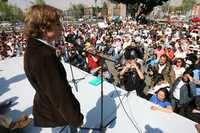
[94,0,97,17]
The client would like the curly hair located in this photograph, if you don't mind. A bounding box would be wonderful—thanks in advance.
[24,4,62,39]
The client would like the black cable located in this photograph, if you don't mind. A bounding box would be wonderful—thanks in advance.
[101,54,143,133]
[111,84,143,133]
[102,58,143,133]
[61,21,142,132]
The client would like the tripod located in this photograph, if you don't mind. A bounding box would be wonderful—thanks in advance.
[64,43,85,92]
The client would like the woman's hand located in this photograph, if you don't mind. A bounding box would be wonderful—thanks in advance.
[151,106,159,111]
[130,60,138,69]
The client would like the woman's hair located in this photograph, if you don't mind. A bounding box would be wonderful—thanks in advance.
[197,58,200,67]
[160,54,169,61]
[124,46,144,60]
[24,4,62,39]
[174,58,185,67]
[183,70,194,77]
[155,87,170,101]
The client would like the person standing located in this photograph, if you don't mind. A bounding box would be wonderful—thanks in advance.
[23,5,83,133]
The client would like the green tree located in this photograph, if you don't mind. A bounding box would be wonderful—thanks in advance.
[181,0,197,14]
[69,4,84,19]
[0,2,23,22]
[127,2,140,17]
[0,0,8,2]
[35,0,46,5]
[161,2,170,13]
[109,0,169,15]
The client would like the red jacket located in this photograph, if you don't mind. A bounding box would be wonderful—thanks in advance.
[86,53,100,71]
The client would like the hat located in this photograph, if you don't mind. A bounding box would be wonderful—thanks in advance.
[166,45,172,49]
[115,35,122,40]
[84,42,92,48]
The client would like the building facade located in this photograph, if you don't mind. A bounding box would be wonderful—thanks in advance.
[192,4,200,17]
[106,2,126,18]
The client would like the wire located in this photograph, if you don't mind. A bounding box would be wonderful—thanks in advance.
[102,55,143,133]
[112,84,143,133]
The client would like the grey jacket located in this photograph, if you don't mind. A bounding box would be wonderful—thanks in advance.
[170,77,195,106]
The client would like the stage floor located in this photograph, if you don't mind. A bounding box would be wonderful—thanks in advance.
[0,57,198,133]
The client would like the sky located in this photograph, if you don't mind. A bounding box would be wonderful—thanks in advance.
[8,0,200,11]
[8,0,105,10]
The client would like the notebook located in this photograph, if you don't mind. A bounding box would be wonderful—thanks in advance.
[89,77,102,86]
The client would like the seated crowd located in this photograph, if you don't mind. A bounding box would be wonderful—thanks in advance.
[1,20,200,131]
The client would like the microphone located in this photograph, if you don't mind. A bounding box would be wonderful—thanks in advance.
[64,32,84,52]
[63,32,116,63]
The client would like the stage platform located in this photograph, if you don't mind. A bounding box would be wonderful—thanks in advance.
[0,57,198,133]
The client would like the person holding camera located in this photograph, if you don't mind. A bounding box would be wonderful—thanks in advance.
[119,47,145,97]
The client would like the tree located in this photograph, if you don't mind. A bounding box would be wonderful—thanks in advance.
[0,2,23,22]
[35,0,46,5]
[109,0,169,15]
[0,0,8,2]
[161,2,170,14]
[68,4,84,19]
[180,0,197,14]
[127,2,140,17]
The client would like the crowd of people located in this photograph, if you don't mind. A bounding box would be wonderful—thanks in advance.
[0,30,26,60]
[1,12,200,131]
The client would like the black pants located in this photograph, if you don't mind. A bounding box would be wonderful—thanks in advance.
[0,125,20,133]
[183,99,200,123]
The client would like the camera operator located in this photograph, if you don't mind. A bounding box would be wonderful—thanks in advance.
[119,46,145,97]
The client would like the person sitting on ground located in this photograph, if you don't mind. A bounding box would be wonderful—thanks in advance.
[173,58,186,79]
[154,54,175,85]
[150,87,173,113]
[146,73,170,100]
[0,100,32,133]
[193,59,200,110]
[195,123,200,133]
[0,115,32,133]
[84,42,101,74]
[170,71,195,115]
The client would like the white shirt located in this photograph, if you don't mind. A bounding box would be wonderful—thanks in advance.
[174,51,186,59]
[173,80,185,100]
[173,66,185,79]
[36,38,56,50]
[158,64,166,74]
[148,83,170,95]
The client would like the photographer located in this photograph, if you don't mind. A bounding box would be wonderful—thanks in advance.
[119,46,145,97]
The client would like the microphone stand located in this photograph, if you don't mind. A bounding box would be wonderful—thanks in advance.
[63,42,85,92]
[64,33,117,132]
[79,50,117,132]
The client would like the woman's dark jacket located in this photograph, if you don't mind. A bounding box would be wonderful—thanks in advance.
[24,38,83,128]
